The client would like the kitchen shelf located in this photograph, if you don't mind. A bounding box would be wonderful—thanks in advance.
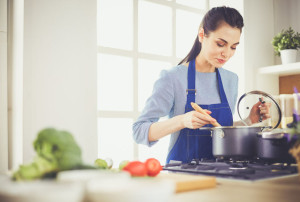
[259,62,300,76]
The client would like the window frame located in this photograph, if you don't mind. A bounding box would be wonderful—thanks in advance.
[0,0,8,172]
[97,0,208,160]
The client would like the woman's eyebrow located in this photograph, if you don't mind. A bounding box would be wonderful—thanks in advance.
[218,38,239,45]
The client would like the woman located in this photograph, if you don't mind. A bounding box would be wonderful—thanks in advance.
[133,6,270,163]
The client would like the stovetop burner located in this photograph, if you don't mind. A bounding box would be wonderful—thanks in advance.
[163,158,298,181]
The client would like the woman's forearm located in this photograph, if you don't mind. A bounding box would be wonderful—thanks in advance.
[148,115,185,142]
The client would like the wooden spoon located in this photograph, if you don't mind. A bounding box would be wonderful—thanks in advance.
[190,102,221,127]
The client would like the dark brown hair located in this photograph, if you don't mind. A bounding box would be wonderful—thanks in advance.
[178,6,244,65]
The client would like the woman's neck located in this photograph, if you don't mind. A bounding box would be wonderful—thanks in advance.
[195,54,215,72]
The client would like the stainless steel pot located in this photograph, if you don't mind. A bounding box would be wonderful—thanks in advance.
[203,126,263,160]
[201,91,282,160]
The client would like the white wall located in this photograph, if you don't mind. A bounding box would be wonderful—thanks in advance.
[0,0,8,173]
[274,0,300,64]
[243,0,278,95]
[274,0,300,38]
[22,0,97,164]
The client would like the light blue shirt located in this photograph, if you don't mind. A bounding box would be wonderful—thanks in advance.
[132,64,238,153]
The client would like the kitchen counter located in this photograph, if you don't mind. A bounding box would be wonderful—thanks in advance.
[169,175,300,202]
[1,172,299,202]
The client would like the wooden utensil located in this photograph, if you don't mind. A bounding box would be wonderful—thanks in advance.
[191,102,221,127]
[156,172,216,193]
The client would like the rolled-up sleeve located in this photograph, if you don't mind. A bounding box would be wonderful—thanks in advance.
[132,69,175,147]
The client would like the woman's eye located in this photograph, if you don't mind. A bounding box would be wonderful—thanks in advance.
[217,43,224,47]
[231,47,236,50]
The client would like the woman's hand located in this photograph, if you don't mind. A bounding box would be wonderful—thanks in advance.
[182,110,217,129]
[248,97,271,124]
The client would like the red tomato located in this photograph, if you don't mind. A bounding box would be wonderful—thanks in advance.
[145,158,162,177]
[123,161,147,177]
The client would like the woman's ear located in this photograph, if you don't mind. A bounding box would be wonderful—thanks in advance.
[198,28,204,43]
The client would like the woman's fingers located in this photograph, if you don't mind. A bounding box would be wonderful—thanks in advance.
[259,102,271,120]
[203,109,212,115]
[183,111,216,129]
[192,112,216,128]
[194,111,215,121]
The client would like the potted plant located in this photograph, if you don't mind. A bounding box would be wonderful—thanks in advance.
[272,27,300,64]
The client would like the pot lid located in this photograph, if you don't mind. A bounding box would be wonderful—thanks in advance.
[237,90,282,129]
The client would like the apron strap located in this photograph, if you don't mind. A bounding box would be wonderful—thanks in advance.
[186,59,196,109]
[216,68,229,104]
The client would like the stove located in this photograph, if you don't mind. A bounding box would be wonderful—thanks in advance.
[163,159,298,181]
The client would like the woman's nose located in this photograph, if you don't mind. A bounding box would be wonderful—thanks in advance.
[221,51,226,58]
[221,47,231,58]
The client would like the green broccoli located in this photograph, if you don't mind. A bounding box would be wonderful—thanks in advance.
[13,128,84,181]
[33,128,82,170]
[13,156,58,180]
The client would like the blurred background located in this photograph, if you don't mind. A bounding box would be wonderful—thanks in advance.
[1,0,300,172]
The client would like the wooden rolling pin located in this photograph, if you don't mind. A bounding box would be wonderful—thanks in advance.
[190,102,221,127]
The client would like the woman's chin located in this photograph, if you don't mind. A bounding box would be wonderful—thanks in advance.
[213,63,224,68]
[210,60,225,68]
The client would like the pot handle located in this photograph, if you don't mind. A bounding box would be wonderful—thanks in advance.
[198,127,213,137]
[261,126,272,132]
[198,127,213,131]
[199,128,225,138]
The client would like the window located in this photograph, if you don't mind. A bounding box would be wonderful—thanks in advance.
[97,0,207,167]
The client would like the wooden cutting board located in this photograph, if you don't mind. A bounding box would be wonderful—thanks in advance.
[156,172,216,193]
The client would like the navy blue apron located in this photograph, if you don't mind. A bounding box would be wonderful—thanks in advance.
[166,59,233,163]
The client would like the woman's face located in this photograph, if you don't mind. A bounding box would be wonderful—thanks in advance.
[199,22,241,68]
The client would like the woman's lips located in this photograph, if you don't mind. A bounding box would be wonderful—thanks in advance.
[217,59,226,64]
